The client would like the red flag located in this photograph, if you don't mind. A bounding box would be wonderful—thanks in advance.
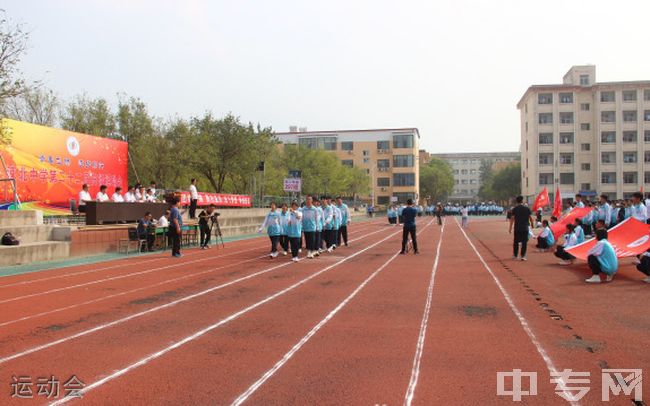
[566,218,650,259]
[552,186,562,218]
[550,207,591,240]
[532,187,549,211]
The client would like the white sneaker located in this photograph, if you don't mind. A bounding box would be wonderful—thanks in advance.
[282,251,287,256]
[307,251,313,259]
[271,252,279,258]
[643,276,650,283]
[605,274,614,282]
[292,257,299,262]
[269,253,274,258]
[327,246,333,253]
[318,249,323,253]
[585,275,601,283]
[512,256,519,260]
[632,258,641,265]
[299,249,302,253]
[558,260,571,266]
[520,257,527,261]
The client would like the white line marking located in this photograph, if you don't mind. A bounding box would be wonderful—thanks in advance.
[403,219,445,406]
[48,227,403,405]
[232,220,435,406]
[454,217,579,406]
[0,226,388,365]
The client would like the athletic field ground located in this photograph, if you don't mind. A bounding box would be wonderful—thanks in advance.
[1,217,647,405]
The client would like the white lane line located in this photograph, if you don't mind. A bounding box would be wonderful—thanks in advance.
[0,224,384,328]
[48,227,403,405]
[403,219,445,406]
[0,226,389,365]
[232,220,435,406]
[454,217,579,406]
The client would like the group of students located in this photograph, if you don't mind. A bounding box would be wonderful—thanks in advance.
[513,191,650,284]
[77,181,158,212]
[258,196,351,262]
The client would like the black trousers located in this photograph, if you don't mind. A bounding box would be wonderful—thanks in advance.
[138,233,155,252]
[303,231,316,251]
[583,224,592,236]
[402,227,417,252]
[279,235,289,252]
[269,235,280,253]
[389,217,397,224]
[315,231,322,250]
[338,225,348,245]
[436,214,442,225]
[169,227,181,256]
[636,256,650,276]
[588,255,602,274]
[554,246,575,261]
[289,237,300,258]
[333,228,340,246]
[513,229,528,257]
[536,237,549,249]
[200,223,211,247]
[324,229,334,248]
[189,199,198,219]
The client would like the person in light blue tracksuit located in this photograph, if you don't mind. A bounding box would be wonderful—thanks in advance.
[332,201,341,248]
[322,197,336,251]
[258,202,282,258]
[301,196,319,259]
[315,197,324,255]
[387,205,398,225]
[535,220,555,251]
[336,196,350,247]
[279,203,290,255]
[574,218,585,244]
[585,229,618,283]
[287,201,303,262]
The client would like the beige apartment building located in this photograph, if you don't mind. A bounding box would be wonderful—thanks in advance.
[518,65,650,201]
[275,127,420,205]
[429,152,520,202]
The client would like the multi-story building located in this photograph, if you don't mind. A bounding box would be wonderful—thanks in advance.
[429,152,520,202]
[275,127,420,205]
[518,65,650,201]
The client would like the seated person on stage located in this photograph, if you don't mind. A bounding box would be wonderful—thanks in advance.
[149,181,157,198]
[96,184,109,202]
[536,220,554,252]
[78,183,92,213]
[145,188,156,202]
[585,229,618,284]
[635,249,650,284]
[137,211,155,252]
[124,186,137,203]
[137,186,147,202]
[554,223,578,265]
[112,186,124,202]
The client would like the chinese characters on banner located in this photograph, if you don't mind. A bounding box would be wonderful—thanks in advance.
[179,192,252,207]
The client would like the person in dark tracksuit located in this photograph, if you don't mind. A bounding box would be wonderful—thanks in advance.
[509,195,533,261]
[400,199,419,255]
[169,197,183,258]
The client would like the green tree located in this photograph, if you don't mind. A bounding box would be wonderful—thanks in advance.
[4,87,60,126]
[419,157,454,202]
[479,163,521,203]
[0,10,31,114]
[60,94,117,138]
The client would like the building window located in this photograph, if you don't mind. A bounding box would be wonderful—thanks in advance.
[601,131,616,143]
[470,169,477,175]
[623,131,637,143]
[623,172,638,184]
[580,123,590,131]
[581,183,591,191]
[341,141,353,151]
[392,134,414,148]
[645,130,650,143]
[645,110,650,121]
[539,173,553,185]
[363,150,370,156]
[560,112,574,124]
[393,192,415,202]
[377,196,390,205]
[539,153,552,165]
[376,140,390,150]
[645,90,650,101]
[341,160,353,167]
[623,90,637,101]
[623,110,637,122]
[581,143,590,151]
[601,111,616,122]
[539,133,553,144]
[601,172,616,184]
[601,152,616,164]
[538,93,553,104]
[580,75,590,86]
[560,173,574,184]
[363,158,370,164]
[538,113,553,124]
[470,179,477,184]
[645,172,650,184]
[377,177,390,187]
[646,151,650,163]
[601,91,615,102]
[393,155,414,167]
[560,153,573,165]
[623,152,637,163]
[453,169,459,174]
[393,173,415,187]
[559,92,573,103]
[581,163,591,171]
[377,159,390,169]
[299,136,337,150]
[559,132,574,144]
[461,179,468,184]
[580,103,590,111]
[454,179,459,184]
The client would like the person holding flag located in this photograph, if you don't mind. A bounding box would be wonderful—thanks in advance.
[532,187,550,213]
[585,229,618,283]
[552,186,563,218]
[597,194,613,228]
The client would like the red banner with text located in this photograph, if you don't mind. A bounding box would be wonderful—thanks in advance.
[566,218,650,259]
[179,192,251,207]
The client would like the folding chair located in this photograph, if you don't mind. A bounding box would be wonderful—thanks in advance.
[118,227,147,254]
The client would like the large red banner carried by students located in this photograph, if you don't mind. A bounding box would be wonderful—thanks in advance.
[550,207,592,240]
[566,218,650,259]
[0,119,128,209]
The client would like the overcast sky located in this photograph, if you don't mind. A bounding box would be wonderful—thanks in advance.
[6,0,650,153]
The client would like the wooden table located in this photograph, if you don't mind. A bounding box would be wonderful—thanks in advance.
[84,202,169,225]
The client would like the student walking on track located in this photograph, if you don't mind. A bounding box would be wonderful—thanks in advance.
[400,199,419,255]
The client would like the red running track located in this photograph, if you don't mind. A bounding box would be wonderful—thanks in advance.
[0,217,647,405]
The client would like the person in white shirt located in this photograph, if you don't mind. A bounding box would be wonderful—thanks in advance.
[149,181,157,199]
[630,192,648,223]
[461,205,469,227]
[145,188,156,202]
[134,183,143,201]
[574,194,585,208]
[158,210,170,228]
[96,185,109,202]
[124,186,137,203]
[554,224,578,265]
[111,187,124,202]
[137,186,147,202]
[78,183,92,213]
[189,178,199,218]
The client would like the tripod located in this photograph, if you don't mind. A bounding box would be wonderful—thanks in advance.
[210,216,225,248]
